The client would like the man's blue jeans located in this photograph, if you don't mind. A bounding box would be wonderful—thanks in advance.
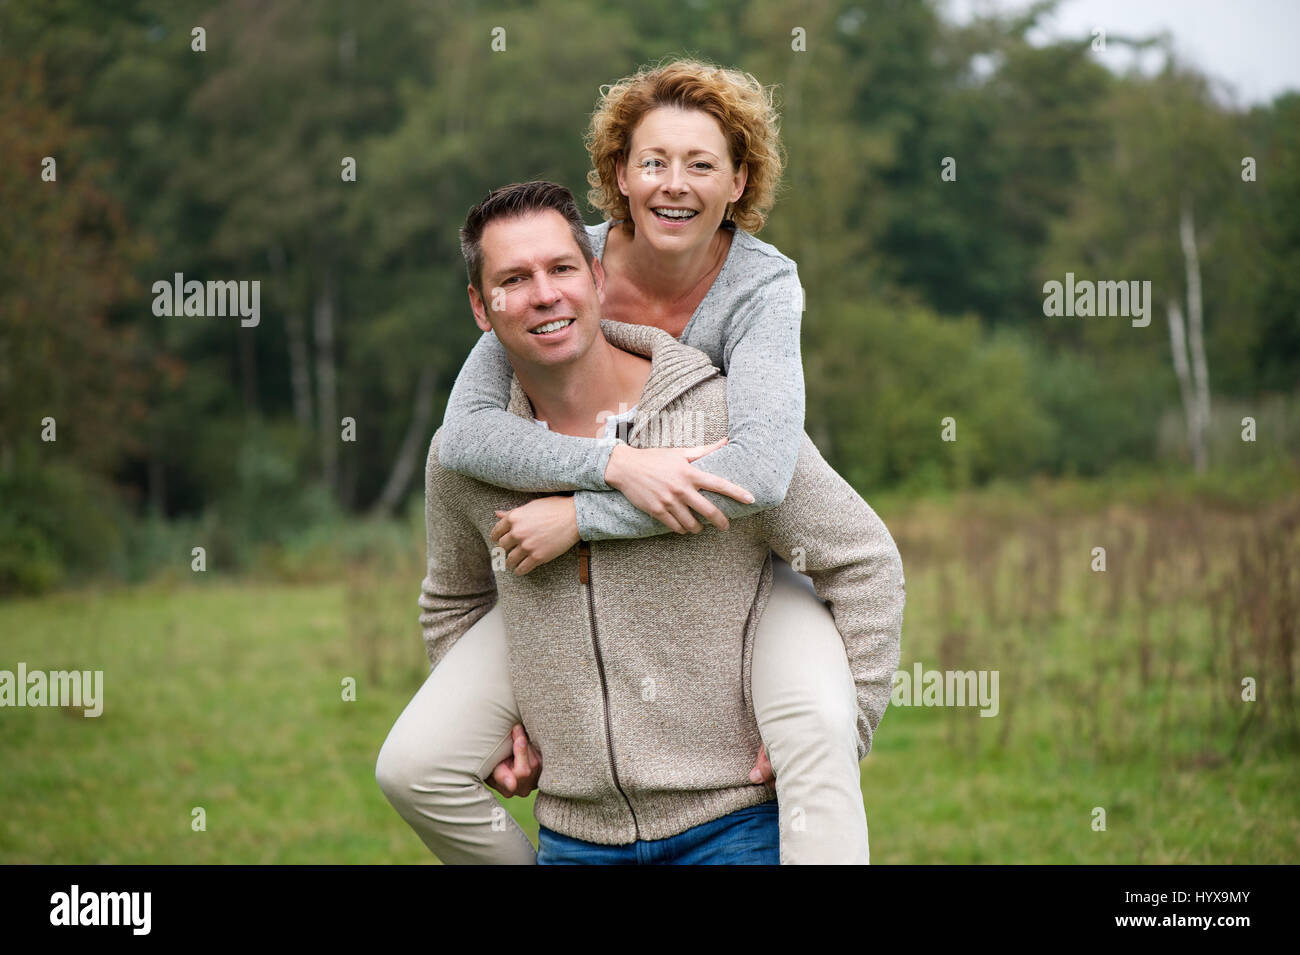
[537,799,780,865]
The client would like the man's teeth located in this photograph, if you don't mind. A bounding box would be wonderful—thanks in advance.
[530,319,573,334]
[654,208,697,219]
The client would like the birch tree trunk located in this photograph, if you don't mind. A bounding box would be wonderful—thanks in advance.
[1179,198,1210,473]
[238,318,258,417]
[269,245,313,431]
[286,308,313,430]
[1166,299,1201,468]
[369,366,437,516]
[314,277,339,495]
[148,453,165,517]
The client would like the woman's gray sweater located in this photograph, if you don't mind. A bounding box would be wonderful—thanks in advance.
[437,218,805,541]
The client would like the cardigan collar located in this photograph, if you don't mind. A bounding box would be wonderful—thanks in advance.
[505,319,719,445]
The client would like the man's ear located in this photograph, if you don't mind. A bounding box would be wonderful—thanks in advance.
[468,282,493,334]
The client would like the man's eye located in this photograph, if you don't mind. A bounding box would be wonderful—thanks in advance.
[503,276,522,285]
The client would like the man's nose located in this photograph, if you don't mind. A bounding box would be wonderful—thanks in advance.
[531,272,562,306]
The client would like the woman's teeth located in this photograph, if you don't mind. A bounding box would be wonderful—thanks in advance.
[653,208,697,220]
[530,319,573,335]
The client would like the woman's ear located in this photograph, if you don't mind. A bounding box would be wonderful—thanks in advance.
[615,156,628,197]
[731,162,748,203]
[591,256,607,305]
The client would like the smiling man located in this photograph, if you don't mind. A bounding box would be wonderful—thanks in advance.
[406,180,905,864]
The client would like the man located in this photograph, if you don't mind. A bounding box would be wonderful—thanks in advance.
[416,180,905,863]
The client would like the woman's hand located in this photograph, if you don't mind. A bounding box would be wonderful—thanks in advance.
[603,437,755,533]
[491,496,580,576]
[485,724,542,798]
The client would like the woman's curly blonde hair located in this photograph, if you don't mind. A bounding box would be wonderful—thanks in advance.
[584,58,785,234]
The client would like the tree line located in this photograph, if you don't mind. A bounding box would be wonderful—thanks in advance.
[1,0,1296,593]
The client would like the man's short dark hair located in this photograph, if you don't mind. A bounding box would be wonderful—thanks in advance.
[459,180,596,299]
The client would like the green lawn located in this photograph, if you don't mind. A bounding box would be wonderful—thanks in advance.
[2,496,1298,862]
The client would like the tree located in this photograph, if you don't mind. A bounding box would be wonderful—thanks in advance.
[1043,57,1238,472]
[0,56,147,478]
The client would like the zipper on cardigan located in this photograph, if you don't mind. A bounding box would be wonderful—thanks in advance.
[577,540,641,839]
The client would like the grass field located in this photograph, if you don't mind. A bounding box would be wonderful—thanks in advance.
[2,479,1298,863]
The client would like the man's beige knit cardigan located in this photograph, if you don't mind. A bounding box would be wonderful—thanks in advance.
[420,319,905,845]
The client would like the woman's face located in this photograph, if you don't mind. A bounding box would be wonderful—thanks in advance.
[615,105,747,252]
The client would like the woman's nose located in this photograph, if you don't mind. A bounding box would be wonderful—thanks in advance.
[663,162,689,194]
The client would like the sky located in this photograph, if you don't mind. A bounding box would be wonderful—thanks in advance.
[943,0,1300,106]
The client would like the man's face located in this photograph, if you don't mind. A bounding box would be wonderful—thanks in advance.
[468,209,605,369]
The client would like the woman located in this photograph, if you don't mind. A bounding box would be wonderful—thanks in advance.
[377,58,871,864]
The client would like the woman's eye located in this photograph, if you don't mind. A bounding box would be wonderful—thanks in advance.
[692,162,714,171]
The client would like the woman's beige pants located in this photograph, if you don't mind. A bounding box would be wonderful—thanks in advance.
[376,557,869,864]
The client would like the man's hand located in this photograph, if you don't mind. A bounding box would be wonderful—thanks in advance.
[603,437,756,534]
[491,496,580,575]
[485,723,542,798]
[749,743,775,785]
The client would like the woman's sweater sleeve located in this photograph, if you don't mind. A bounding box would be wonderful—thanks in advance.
[436,331,618,492]
[573,261,806,541]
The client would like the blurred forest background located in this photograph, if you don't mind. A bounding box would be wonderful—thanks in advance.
[2,0,1297,591]
[1,0,1297,863]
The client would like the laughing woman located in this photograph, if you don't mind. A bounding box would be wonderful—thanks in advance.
[377,58,878,864]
